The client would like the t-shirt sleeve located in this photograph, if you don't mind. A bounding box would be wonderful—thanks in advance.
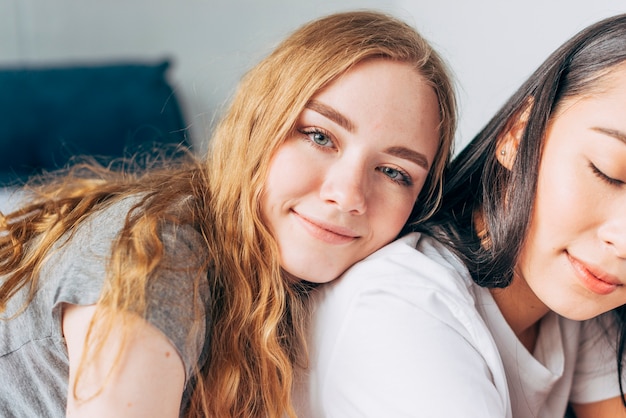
[295,235,508,418]
[46,197,209,382]
[570,314,624,403]
[144,222,210,380]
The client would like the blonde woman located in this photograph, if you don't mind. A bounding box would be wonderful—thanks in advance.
[0,10,456,418]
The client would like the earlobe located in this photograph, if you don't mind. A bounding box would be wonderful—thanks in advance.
[495,98,533,170]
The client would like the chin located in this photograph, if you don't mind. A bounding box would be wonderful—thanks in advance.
[297,272,337,284]
[289,267,343,284]
[551,303,607,321]
[281,255,345,284]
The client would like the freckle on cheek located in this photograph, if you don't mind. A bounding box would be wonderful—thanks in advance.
[165,351,171,358]
[127,402,133,408]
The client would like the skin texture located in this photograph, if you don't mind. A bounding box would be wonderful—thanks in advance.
[573,396,626,418]
[63,304,185,418]
[492,66,626,416]
[261,59,441,284]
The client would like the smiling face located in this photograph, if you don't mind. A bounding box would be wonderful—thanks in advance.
[515,65,626,320]
[260,59,441,283]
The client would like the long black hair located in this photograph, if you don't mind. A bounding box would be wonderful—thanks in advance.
[420,13,626,403]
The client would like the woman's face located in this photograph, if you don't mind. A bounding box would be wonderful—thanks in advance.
[517,65,626,320]
[260,59,441,283]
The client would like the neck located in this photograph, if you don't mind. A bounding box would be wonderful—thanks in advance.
[489,273,550,353]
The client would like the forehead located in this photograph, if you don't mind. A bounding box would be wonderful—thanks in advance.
[578,62,626,97]
[311,59,439,132]
[312,59,431,108]
[554,62,626,116]
[596,62,626,91]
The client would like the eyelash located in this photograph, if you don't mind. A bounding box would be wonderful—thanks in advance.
[299,127,334,150]
[590,162,624,186]
[298,127,414,187]
[377,166,413,186]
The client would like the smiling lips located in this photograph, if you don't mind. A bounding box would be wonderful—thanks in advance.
[293,210,359,245]
[568,253,623,295]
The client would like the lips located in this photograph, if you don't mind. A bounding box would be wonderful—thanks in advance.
[567,253,623,295]
[292,210,359,245]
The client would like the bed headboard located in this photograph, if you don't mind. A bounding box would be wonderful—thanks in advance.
[0,60,191,184]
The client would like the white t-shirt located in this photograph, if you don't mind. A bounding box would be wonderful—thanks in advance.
[293,233,622,418]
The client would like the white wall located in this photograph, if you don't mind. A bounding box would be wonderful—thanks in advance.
[0,0,390,152]
[2,0,625,152]
[396,0,625,149]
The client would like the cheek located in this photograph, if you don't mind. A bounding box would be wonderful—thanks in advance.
[522,157,596,264]
[262,143,319,215]
[266,146,295,182]
[261,150,290,220]
[265,146,305,195]
[535,159,594,235]
[369,194,417,243]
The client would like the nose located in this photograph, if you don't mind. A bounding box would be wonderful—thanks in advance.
[598,217,626,259]
[319,160,367,214]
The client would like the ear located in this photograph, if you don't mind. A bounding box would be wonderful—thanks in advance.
[496,98,533,170]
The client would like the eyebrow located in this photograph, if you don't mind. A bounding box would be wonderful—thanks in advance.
[306,100,355,133]
[591,127,626,145]
[386,146,430,170]
[305,100,431,170]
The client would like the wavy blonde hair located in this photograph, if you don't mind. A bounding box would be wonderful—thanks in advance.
[0,10,456,418]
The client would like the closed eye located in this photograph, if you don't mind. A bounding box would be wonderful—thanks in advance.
[590,162,624,186]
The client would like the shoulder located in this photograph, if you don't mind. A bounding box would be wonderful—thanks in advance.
[48,195,146,266]
[50,194,206,273]
[308,231,498,373]
[37,196,145,306]
[297,233,509,417]
[313,232,478,324]
[341,232,470,287]
[62,195,209,384]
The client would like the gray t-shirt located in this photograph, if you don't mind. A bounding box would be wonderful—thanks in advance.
[0,196,210,417]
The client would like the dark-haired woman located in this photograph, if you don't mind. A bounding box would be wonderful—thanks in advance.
[296,13,626,418]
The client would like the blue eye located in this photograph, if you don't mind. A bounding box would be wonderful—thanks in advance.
[311,131,331,146]
[381,166,400,179]
[377,166,413,186]
[299,128,334,149]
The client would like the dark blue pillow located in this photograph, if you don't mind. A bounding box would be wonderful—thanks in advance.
[0,60,190,183]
